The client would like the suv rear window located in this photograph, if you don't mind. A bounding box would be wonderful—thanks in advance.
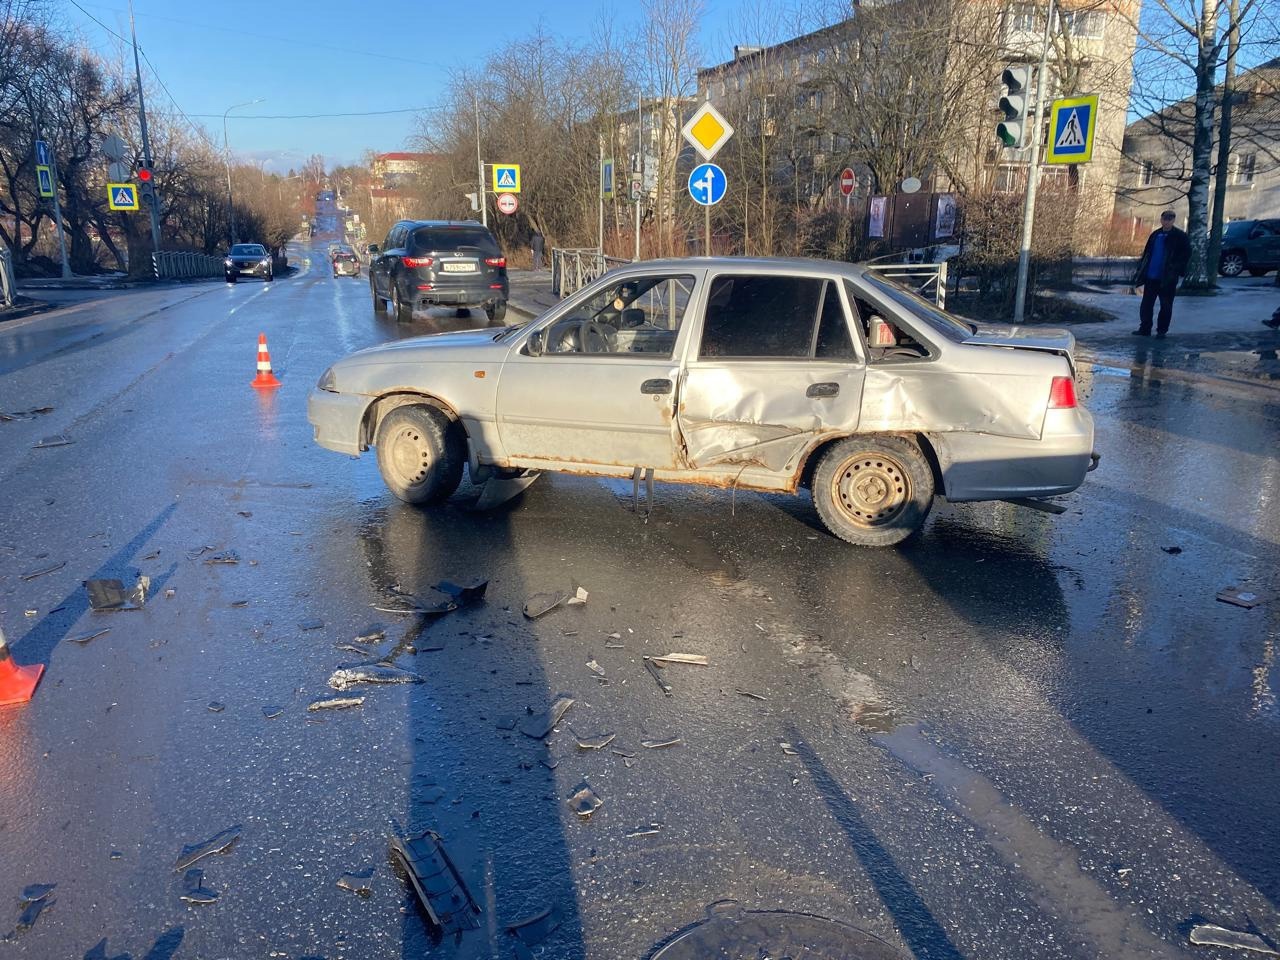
[412,227,500,256]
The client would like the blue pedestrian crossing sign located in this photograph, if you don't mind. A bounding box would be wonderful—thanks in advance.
[1045,94,1098,164]
[491,163,520,194]
[688,163,726,207]
[35,164,54,198]
[107,182,139,211]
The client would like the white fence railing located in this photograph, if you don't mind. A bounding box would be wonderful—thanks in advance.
[550,247,632,298]
[0,246,15,307]
[153,251,224,280]
[864,259,949,309]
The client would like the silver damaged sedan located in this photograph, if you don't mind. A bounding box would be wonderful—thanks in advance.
[308,257,1097,546]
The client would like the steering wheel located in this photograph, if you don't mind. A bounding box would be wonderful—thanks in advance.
[573,320,615,353]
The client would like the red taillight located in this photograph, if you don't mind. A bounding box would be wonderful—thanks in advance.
[402,256,433,268]
[484,257,506,267]
[1048,376,1077,409]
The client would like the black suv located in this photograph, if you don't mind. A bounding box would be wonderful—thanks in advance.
[1219,219,1280,277]
[368,220,509,323]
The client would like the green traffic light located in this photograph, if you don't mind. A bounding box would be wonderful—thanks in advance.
[997,123,1021,148]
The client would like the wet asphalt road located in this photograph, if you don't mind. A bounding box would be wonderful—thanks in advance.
[0,238,1278,960]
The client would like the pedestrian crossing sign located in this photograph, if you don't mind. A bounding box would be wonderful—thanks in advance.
[107,182,139,211]
[492,163,520,194]
[1045,94,1098,164]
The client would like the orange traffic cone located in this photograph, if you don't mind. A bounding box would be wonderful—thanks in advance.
[0,625,44,707]
[251,333,281,389]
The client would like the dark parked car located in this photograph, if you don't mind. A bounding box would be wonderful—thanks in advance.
[1219,219,1280,277]
[368,220,509,323]
[332,245,360,278]
[224,243,273,283]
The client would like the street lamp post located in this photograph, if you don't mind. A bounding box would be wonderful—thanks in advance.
[223,98,265,245]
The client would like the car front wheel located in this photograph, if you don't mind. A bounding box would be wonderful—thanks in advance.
[1219,252,1246,277]
[812,436,934,547]
[375,405,466,505]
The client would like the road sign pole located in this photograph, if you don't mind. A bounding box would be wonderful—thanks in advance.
[130,0,162,253]
[32,132,71,278]
[598,136,604,254]
[1013,0,1055,325]
[634,94,642,262]
[474,94,486,229]
[703,204,710,256]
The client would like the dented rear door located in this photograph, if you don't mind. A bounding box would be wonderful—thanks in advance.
[676,271,865,474]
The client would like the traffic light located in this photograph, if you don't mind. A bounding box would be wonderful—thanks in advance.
[136,165,155,205]
[997,66,1032,148]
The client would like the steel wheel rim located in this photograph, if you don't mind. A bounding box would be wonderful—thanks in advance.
[831,453,910,527]
[387,425,432,487]
[1222,254,1244,275]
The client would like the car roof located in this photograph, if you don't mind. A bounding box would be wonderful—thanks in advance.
[399,220,487,228]
[610,255,870,279]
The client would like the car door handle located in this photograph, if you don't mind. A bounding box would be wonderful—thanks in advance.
[807,382,839,398]
[641,378,673,395]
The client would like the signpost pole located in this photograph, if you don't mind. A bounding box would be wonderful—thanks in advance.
[1012,0,1055,324]
[48,151,70,279]
[474,94,487,228]
[634,95,642,262]
[598,136,604,255]
[129,0,162,253]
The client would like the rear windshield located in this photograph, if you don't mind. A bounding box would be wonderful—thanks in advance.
[412,227,500,256]
[230,244,265,256]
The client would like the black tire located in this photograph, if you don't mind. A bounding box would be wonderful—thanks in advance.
[392,283,411,323]
[226,274,237,284]
[1219,252,1246,277]
[485,300,508,323]
[374,404,466,505]
[812,435,934,547]
[266,268,274,282]
[1247,267,1270,278]
[371,278,386,313]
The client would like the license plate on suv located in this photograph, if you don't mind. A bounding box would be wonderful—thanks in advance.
[442,262,475,273]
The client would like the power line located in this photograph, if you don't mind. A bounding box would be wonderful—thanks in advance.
[139,47,219,150]
[66,0,129,45]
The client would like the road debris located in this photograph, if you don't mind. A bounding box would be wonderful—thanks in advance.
[355,628,386,644]
[66,628,110,646]
[262,705,284,719]
[523,585,587,619]
[174,825,241,871]
[573,729,617,751]
[336,867,374,898]
[375,579,488,615]
[626,824,664,838]
[298,619,324,631]
[388,830,481,936]
[2,884,55,940]
[1217,587,1262,609]
[85,576,149,611]
[203,550,240,565]
[519,695,575,738]
[0,406,52,421]
[649,653,708,667]
[736,689,767,701]
[230,599,249,608]
[1189,924,1279,954]
[780,742,799,756]
[308,696,365,711]
[507,904,562,951]
[32,435,72,448]
[1162,546,1183,555]
[328,663,424,690]
[567,782,603,821]
[586,659,607,680]
[207,702,225,713]
[641,737,683,750]
[19,884,55,904]
[179,868,220,905]
[20,561,65,581]
[472,471,541,511]
[186,545,214,560]
[644,660,672,696]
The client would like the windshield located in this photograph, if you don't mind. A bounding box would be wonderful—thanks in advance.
[863,274,974,342]
[230,244,266,256]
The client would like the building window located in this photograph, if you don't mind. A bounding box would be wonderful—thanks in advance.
[1008,3,1037,32]
[1060,9,1104,38]
[1140,160,1154,186]
[1232,152,1256,185]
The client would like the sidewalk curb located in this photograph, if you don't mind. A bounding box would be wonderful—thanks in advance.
[0,299,54,324]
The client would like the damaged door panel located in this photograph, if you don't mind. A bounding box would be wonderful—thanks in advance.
[859,366,1049,441]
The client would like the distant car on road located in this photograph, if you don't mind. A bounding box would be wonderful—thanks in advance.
[310,257,1098,546]
[367,220,509,323]
[224,243,273,283]
[1219,219,1280,277]
[332,244,360,278]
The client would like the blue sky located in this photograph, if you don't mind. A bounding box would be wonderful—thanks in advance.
[64,0,758,170]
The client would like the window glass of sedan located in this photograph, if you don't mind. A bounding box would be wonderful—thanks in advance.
[538,275,695,357]
[696,275,856,361]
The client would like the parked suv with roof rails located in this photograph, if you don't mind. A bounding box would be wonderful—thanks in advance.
[368,220,509,323]
[1219,219,1280,277]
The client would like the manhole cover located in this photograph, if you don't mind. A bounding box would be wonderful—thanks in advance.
[649,901,908,960]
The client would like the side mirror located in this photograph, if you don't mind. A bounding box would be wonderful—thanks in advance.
[527,330,545,357]
[367,244,379,255]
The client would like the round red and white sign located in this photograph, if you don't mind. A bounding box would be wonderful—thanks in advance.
[839,168,856,197]
[496,192,518,215]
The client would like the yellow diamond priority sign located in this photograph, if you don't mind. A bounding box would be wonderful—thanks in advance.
[681,102,734,161]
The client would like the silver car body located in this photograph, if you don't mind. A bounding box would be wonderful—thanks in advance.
[308,257,1094,502]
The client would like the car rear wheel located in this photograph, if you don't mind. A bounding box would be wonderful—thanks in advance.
[485,300,507,323]
[392,284,411,323]
[374,405,466,505]
[371,278,386,313]
[812,436,934,547]
[1219,252,1246,277]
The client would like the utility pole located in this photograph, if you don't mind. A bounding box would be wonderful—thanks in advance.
[1012,0,1055,324]
[598,135,605,253]
[129,0,162,253]
[474,95,487,228]
[634,95,642,262]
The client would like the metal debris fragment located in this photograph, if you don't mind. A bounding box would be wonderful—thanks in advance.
[649,653,708,666]
[207,702,225,713]
[85,576,148,611]
[626,824,663,838]
[573,729,617,751]
[1189,924,1279,954]
[21,561,65,581]
[641,737,683,750]
[328,663,424,690]
[375,579,488,615]
[472,471,541,511]
[644,659,672,696]
[1217,587,1262,609]
[567,782,603,821]
[179,868,220,905]
[336,867,374,898]
[388,830,481,936]
[507,904,562,949]
[308,696,365,711]
[174,825,242,871]
[519,695,575,738]
[586,659,607,680]
[66,628,110,645]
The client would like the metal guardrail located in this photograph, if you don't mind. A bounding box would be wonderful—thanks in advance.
[152,251,224,280]
[865,260,949,309]
[550,247,632,298]
[0,246,15,307]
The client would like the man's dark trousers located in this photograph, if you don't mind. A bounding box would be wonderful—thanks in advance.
[1138,281,1177,335]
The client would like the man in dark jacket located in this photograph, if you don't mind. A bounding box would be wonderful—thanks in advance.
[1131,211,1191,338]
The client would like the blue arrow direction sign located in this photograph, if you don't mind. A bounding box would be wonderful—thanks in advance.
[688,163,726,207]
[35,140,50,166]
[36,165,54,198]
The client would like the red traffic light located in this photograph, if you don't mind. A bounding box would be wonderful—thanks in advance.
[137,167,152,182]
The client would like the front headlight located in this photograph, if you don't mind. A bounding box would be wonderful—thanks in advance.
[317,366,338,392]
[224,257,233,265]
[260,257,271,267]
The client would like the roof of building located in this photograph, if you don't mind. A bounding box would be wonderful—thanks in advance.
[375,152,437,162]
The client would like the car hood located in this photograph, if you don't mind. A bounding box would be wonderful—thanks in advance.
[342,328,506,365]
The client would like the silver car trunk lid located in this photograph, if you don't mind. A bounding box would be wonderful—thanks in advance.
[964,325,1076,373]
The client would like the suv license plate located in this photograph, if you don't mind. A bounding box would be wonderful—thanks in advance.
[442,262,475,273]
